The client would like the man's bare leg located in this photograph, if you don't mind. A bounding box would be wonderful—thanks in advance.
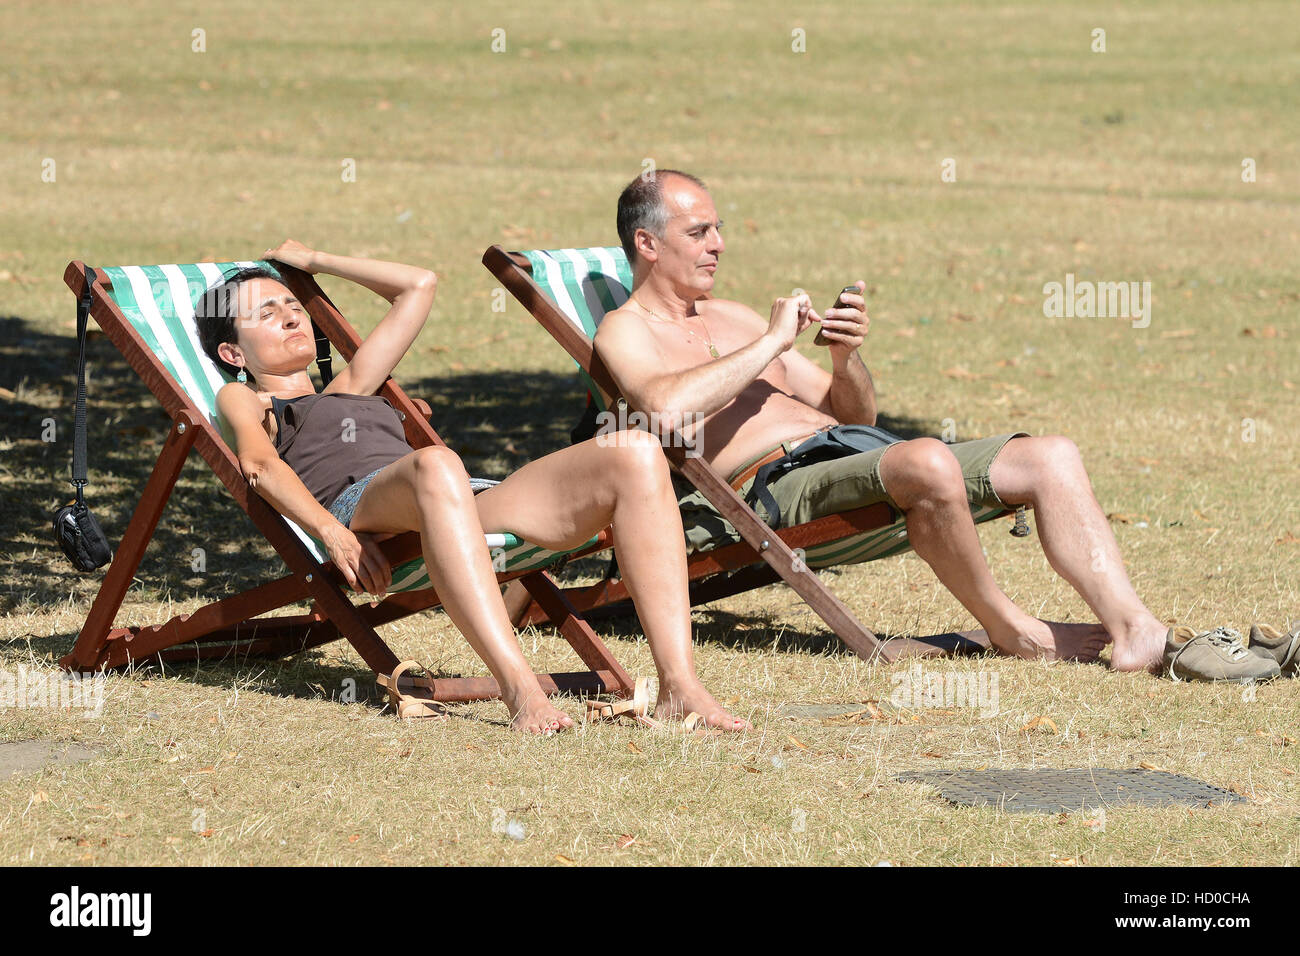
[879,438,1110,662]
[474,431,750,731]
[988,435,1168,672]
[349,446,574,734]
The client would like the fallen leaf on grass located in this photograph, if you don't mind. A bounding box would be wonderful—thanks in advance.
[1138,760,1170,772]
[614,834,640,850]
[1020,716,1058,734]
[786,735,809,750]
[348,834,360,843]
[554,854,576,865]
[1106,512,1148,525]
[626,741,642,755]
[941,365,980,380]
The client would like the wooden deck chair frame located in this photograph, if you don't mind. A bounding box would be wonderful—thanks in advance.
[483,245,1007,663]
[58,259,635,705]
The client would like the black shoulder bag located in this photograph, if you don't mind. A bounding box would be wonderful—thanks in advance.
[52,266,113,571]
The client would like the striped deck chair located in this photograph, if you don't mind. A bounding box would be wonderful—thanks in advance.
[58,259,635,705]
[483,245,1011,662]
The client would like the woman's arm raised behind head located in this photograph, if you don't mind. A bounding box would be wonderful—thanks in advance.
[263,240,438,397]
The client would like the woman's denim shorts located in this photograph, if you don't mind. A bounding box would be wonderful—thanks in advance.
[327,468,385,529]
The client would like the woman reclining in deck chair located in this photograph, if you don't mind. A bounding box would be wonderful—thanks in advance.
[197,240,749,735]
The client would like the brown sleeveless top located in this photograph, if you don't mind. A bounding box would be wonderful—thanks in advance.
[271,393,413,509]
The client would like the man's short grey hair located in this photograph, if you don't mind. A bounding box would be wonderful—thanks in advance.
[616,169,707,265]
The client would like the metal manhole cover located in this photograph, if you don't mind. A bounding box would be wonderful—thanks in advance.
[897,768,1246,813]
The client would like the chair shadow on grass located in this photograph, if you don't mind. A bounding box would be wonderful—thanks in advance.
[7,313,955,693]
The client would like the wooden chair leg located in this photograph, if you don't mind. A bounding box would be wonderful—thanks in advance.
[519,571,636,697]
[501,578,534,627]
[62,417,197,671]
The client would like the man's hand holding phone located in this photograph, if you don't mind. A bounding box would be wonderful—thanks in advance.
[814,281,869,352]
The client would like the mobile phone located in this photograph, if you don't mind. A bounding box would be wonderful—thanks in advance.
[814,285,860,346]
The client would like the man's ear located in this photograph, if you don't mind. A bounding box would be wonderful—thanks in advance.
[635,228,659,263]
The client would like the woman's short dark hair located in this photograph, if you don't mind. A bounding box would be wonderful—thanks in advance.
[616,169,706,265]
[195,265,282,378]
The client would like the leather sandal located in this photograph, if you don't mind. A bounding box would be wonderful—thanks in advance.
[376,661,450,720]
[585,677,720,736]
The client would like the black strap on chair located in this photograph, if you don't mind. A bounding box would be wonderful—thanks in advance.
[52,266,112,571]
[313,326,333,386]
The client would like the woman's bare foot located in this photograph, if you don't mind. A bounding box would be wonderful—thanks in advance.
[1109,619,1169,674]
[986,619,1112,663]
[504,686,575,736]
[655,680,751,732]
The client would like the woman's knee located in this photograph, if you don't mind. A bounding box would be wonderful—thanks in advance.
[609,428,671,483]
[410,445,471,496]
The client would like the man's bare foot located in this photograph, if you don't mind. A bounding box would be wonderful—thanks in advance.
[504,688,575,736]
[655,680,751,732]
[986,619,1112,663]
[1109,620,1169,674]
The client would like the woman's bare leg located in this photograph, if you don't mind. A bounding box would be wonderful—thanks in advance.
[348,445,573,734]
[473,431,750,731]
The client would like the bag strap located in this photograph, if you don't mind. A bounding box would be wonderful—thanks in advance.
[72,266,95,507]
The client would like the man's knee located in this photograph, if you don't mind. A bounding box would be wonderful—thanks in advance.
[891,437,963,482]
[1033,435,1087,480]
[882,437,965,502]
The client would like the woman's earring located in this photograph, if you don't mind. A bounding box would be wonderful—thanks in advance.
[236,367,247,384]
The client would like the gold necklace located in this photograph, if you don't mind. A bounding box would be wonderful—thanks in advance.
[632,297,720,359]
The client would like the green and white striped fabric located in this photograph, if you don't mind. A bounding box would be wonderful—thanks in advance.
[99,261,594,592]
[522,248,632,410]
[519,248,1006,568]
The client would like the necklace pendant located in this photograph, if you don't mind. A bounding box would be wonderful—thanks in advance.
[708,344,720,359]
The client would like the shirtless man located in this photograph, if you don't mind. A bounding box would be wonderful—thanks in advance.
[592,169,1172,671]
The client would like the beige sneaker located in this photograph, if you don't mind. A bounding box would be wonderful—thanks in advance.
[1248,622,1300,677]
[1163,626,1280,683]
